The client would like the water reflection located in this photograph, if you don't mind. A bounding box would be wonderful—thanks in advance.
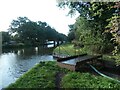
[3,47,54,58]
[0,46,55,89]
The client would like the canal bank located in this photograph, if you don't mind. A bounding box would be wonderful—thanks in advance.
[6,61,120,88]
[2,44,120,89]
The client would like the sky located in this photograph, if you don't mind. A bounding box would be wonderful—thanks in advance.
[0,0,79,35]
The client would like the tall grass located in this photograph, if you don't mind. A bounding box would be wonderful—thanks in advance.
[53,43,86,56]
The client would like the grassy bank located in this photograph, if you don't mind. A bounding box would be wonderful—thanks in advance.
[7,61,68,88]
[7,61,120,88]
[53,43,101,56]
[62,72,120,88]
[53,43,84,56]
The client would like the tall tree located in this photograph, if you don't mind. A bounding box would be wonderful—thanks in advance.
[105,2,120,55]
[67,25,75,42]
[57,1,117,53]
[8,16,67,46]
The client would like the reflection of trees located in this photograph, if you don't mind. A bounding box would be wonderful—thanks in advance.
[2,47,54,59]
[37,47,54,55]
[18,47,54,58]
[17,47,37,59]
[2,48,18,54]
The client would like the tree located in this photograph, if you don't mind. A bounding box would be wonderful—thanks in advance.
[58,33,67,41]
[9,17,30,34]
[105,2,120,55]
[8,16,67,46]
[68,25,75,42]
[57,1,90,17]
[57,1,117,53]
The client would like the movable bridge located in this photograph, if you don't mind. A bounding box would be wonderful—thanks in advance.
[56,53,103,71]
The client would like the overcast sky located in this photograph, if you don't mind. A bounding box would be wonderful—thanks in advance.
[0,0,79,35]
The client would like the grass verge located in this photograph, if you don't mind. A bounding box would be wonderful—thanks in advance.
[7,61,68,88]
[53,43,85,56]
[62,72,120,88]
[6,61,120,88]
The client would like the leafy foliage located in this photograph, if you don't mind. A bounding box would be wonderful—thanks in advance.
[105,2,120,56]
[74,16,114,54]
[62,72,120,88]
[57,1,119,54]
[68,25,75,42]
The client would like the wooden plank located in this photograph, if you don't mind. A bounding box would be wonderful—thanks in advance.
[53,54,69,59]
[75,55,102,70]
[77,55,102,63]
[61,55,102,65]
[57,62,76,71]
[57,53,87,62]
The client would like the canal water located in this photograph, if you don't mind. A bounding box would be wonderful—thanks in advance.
[0,46,55,89]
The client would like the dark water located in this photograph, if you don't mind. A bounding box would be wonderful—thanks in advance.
[0,46,55,89]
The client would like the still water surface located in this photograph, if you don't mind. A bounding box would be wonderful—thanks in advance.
[0,46,55,89]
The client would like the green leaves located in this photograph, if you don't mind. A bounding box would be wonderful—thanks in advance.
[62,72,120,88]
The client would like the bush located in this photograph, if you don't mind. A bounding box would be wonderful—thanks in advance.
[99,43,114,54]
[118,45,120,52]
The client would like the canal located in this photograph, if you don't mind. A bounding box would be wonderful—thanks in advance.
[0,46,55,89]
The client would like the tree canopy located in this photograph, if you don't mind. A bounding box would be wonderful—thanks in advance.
[57,1,120,54]
[8,17,67,46]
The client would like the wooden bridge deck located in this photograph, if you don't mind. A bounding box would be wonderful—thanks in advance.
[61,55,102,65]
[53,54,70,59]
[54,53,87,61]
[57,54,102,71]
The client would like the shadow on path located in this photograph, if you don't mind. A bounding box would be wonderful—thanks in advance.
[55,72,65,89]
